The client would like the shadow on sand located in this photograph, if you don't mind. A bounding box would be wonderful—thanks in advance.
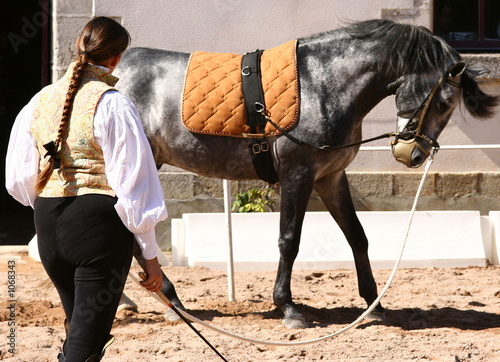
[184,303,500,331]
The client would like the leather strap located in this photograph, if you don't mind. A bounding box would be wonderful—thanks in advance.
[241,50,267,133]
[249,139,279,184]
[241,50,279,183]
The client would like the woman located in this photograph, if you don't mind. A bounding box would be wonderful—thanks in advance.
[5,17,167,361]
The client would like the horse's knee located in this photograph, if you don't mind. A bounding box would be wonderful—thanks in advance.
[277,235,300,259]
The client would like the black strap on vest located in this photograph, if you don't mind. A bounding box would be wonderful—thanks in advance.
[241,50,279,184]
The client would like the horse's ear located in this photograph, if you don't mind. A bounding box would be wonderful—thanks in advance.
[448,62,467,78]
[465,66,490,78]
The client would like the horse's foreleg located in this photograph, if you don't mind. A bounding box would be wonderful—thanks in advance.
[274,170,315,329]
[314,171,384,319]
[133,242,186,313]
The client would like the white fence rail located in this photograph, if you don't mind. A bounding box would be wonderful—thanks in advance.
[359,144,500,151]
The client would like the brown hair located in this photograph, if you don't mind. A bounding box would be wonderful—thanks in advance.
[35,17,130,194]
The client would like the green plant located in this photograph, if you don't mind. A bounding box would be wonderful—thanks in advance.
[231,188,275,213]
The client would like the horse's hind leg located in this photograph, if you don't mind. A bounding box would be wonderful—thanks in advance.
[133,242,186,317]
[273,170,315,329]
[314,171,385,319]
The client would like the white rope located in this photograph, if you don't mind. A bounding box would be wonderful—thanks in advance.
[129,152,435,346]
[359,144,500,151]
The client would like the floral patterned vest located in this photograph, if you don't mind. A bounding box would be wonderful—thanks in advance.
[31,63,118,197]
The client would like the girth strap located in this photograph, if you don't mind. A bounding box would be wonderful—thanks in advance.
[241,50,279,184]
[248,140,278,184]
[241,50,267,134]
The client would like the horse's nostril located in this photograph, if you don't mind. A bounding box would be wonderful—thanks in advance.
[411,149,425,167]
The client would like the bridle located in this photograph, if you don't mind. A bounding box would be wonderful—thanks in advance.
[391,63,465,167]
[255,63,466,168]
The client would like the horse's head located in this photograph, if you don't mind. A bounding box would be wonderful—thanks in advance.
[335,19,498,168]
[392,62,467,168]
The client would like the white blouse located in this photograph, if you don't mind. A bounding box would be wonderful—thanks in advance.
[5,89,168,260]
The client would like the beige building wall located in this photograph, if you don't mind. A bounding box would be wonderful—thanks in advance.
[53,0,430,70]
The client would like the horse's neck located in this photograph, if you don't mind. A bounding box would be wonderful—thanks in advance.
[299,35,399,114]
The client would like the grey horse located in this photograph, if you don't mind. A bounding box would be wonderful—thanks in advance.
[115,19,498,329]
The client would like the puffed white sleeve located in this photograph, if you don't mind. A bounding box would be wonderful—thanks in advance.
[5,95,40,208]
[94,91,168,260]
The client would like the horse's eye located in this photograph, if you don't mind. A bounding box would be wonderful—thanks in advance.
[436,100,449,112]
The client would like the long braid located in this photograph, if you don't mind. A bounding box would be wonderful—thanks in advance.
[34,16,130,194]
[34,52,90,194]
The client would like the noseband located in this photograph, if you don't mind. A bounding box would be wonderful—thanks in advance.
[391,64,464,167]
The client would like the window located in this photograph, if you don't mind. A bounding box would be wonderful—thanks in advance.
[434,0,500,51]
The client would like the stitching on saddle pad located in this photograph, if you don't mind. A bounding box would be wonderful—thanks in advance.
[181,40,299,138]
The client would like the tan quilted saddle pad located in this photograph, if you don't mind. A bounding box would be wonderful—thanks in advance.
[182,40,299,137]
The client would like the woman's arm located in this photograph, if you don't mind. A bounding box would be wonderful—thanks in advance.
[5,95,40,208]
[94,91,168,261]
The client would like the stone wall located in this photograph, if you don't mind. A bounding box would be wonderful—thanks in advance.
[154,171,500,250]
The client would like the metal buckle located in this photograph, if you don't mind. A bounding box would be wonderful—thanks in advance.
[254,102,265,113]
[252,143,262,154]
[251,141,270,154]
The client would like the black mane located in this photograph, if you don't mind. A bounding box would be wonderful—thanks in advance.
[345,20,499,118]
[304,19,461,75]
[301,19,498,119]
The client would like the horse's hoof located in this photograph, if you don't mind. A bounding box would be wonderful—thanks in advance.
[164,307,181,322]
[282,316,307,329]
[118,293,138,313]
[365,309,386,321]
[117,302,138,313]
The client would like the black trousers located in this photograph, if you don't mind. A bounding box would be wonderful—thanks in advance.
[35,194,134,361]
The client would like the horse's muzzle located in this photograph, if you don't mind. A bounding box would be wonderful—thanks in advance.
[391,136,435,168]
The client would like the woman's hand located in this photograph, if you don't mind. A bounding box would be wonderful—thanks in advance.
[140,257,163,292]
